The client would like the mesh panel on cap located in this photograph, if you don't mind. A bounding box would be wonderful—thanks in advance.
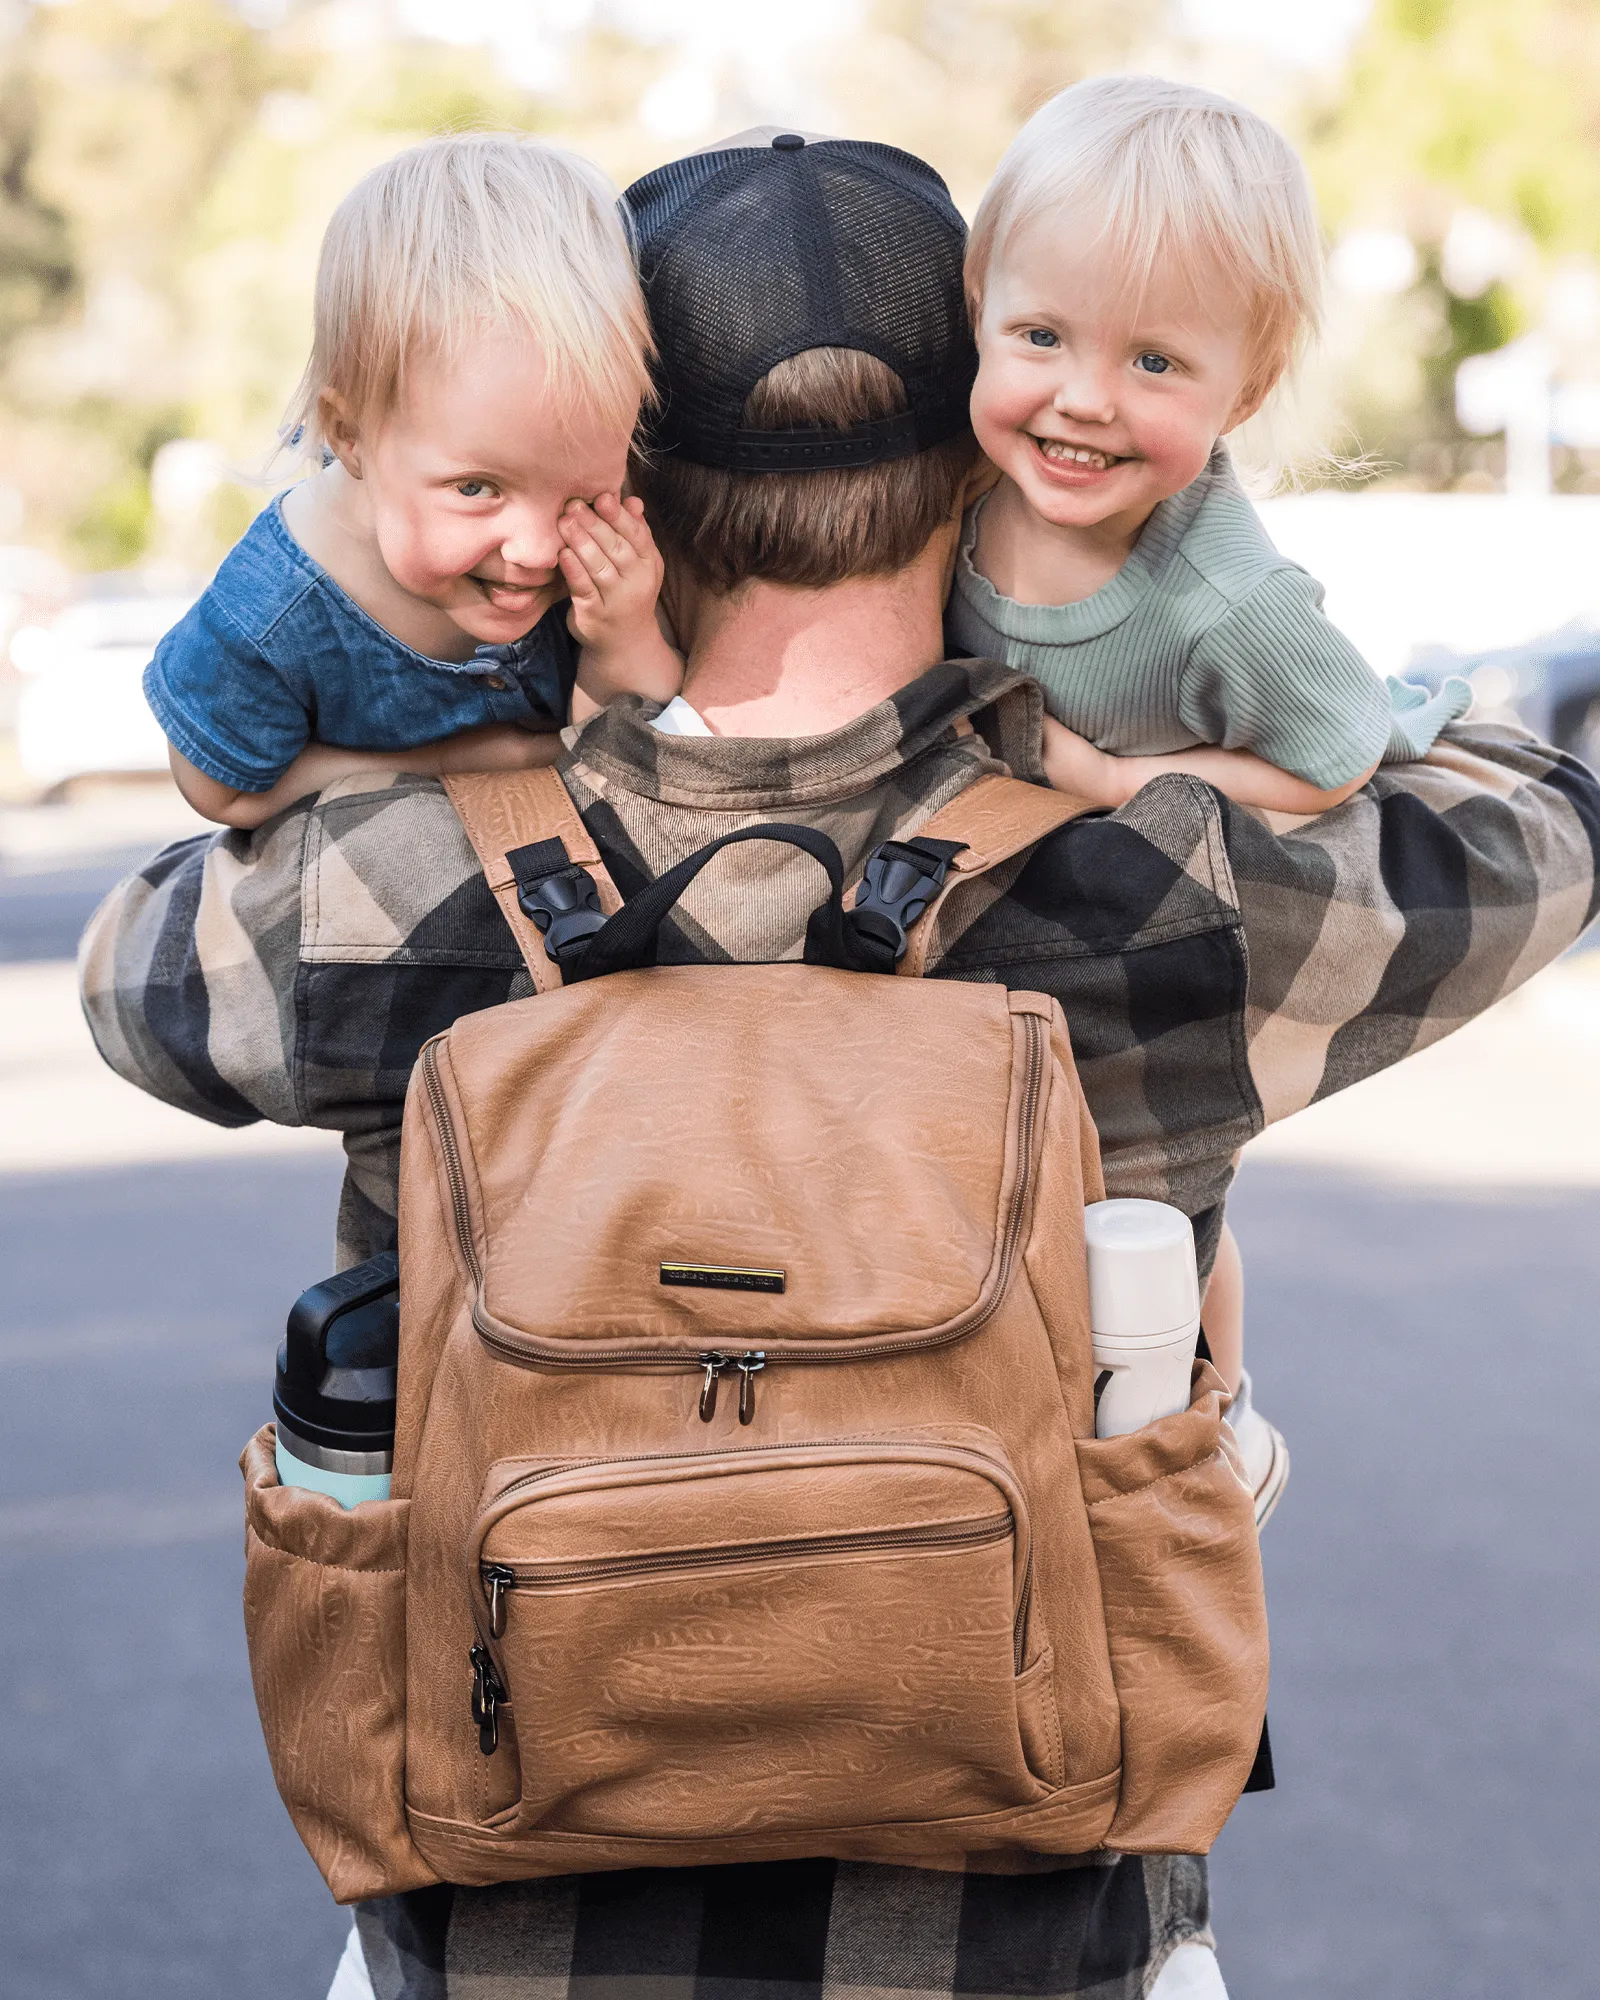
[623,139,977,471]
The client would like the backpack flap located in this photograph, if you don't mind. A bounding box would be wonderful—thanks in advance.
[423,964,1049,1378]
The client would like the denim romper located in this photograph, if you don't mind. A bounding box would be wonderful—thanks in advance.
[144,499,577,793]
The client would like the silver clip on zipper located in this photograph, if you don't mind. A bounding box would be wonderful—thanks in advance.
[698,1351,729,1421]
[736,1351,765,1424]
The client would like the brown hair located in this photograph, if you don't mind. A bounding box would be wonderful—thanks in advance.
[632,347,978,595]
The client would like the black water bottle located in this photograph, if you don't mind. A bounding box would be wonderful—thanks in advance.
[273,1252,399,1507]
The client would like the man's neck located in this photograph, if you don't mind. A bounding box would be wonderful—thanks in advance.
[676,525,956,738]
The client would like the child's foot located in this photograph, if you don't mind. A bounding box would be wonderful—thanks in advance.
[1226,1368,1290,1528]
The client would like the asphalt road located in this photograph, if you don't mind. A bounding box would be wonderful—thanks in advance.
[0,852,160,963]
[1,1150,1597,1999]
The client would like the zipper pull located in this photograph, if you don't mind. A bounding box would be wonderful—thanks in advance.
[482,1563,514,1639]
[698,1351,728,1422]
[736,1350,766,1424]
[470,1642,505,1756]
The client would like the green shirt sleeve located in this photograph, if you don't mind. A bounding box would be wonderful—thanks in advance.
[1180,565,1392,790]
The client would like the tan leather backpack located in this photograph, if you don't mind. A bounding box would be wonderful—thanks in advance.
[240,768,1266,1904]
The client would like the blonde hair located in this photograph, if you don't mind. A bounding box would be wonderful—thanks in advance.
[282,133,653,454]
[968,75,1324,410]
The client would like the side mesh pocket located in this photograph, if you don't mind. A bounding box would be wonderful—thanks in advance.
[241,1427,439,1903]
[1074,1362,1268,1854]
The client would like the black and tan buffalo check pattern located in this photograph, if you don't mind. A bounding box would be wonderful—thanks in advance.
[81,659,1600,1998]
[352,1854,1211,2000]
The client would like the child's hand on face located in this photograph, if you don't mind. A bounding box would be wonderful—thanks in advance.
[558,495,683,713]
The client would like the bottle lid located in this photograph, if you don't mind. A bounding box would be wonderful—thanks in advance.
[273,1251,398,1456]
[1084,1199,1199,1341]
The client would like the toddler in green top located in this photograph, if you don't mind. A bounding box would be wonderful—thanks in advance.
[954,75,1466,1517]
[954,74,1467,818]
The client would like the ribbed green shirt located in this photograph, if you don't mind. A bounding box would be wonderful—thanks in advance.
[946,445,1469,790]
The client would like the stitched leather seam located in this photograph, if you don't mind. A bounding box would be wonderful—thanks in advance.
[253,1545,406,1575]
[1082,1444,1231,1511]
[247,1524,406,1574]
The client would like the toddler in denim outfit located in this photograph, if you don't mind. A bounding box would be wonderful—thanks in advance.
[147,135,682,829]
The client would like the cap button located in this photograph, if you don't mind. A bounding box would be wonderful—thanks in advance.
[772,133,805,151]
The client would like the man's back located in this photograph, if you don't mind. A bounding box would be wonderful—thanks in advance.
[83,658,1600,1996]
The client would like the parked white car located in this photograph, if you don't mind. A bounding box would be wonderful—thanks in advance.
[12,594,194,795]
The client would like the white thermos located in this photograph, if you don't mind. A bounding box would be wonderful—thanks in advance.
[1085,1199,1201,1437]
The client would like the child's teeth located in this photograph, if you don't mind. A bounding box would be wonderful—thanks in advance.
[1039,439,1114,468]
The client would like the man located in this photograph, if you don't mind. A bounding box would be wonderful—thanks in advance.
[83,134,1600,2000]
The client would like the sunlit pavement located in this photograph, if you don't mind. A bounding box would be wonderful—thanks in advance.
[2,791,1598,1998]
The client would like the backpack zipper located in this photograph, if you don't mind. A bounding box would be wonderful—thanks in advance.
[470,1436,1034,1688]
[421,1037,481,1287]
[426,1012,1047,1413]
[482,1510,1011,1600]
[472,1503,1028,1756]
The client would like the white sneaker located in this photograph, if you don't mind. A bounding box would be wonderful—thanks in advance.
[1149,1940,1230,1996]
[1225,1369,1290,1529]
[327,1923,376,2000]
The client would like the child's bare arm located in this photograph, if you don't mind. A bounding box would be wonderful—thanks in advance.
[170,724,561,830]
[1041,716,1377,815]
[559,494,684,714]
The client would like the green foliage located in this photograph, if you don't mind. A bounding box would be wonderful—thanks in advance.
[1311,0,1600,256]
[0,0,571,566]
[0,65,74,353]
[65,403,183,568]
[1300,0,1600,487]
[2,0,1598,554]
[361,44,555,138]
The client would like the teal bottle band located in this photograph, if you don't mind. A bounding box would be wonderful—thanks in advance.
[275,1436,391,1509]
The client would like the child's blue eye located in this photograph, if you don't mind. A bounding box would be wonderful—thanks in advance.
[1025,328,1059,348]
[1134,352,1172,375]
[456,480,488,498]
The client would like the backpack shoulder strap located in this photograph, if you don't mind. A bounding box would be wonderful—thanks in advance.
[443,767,621,992]
[896,774,1094,978]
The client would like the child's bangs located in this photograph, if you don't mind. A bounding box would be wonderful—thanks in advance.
[969,77,1323,400]
[285,135,654,458]
[1079,159,1301,362]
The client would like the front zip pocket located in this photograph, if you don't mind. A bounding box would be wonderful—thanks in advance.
[467,1430,1054,1838]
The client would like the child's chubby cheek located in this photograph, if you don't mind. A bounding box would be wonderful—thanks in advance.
[971,352,1218,528]
[374,503,562,636]
[968,352,1047,478]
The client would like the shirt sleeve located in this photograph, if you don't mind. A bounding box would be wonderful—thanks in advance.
[1181,565,1393,790]
[78,819,308,1131]
[1228,721,1600,1129]
[143,590,313,792]
[77,774,528,1265]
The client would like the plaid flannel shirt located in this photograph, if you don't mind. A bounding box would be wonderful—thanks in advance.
[81,660,1600,2000]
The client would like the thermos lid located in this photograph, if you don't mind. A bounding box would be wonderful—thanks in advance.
[1084,1199,1199,1340]
[273,1251,398,1455]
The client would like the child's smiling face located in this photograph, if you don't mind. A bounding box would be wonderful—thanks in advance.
[331,325,636,646]
[971,210,1264,544]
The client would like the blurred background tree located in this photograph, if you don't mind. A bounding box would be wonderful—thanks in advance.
[2,0,1599,577]
[1302,0,1600,490]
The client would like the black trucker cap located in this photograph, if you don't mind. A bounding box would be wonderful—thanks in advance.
[622,133,977,473]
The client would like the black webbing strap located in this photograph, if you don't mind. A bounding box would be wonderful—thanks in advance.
[566,823,872,983]
[505,838,606,969]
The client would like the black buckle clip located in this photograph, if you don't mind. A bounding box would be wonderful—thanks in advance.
[506,839,605,968]
[848,838,965,968]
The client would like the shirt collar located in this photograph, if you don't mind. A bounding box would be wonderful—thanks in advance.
[566,658,1044,810]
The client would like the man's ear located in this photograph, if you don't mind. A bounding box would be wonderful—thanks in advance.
[319,389,363,478]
